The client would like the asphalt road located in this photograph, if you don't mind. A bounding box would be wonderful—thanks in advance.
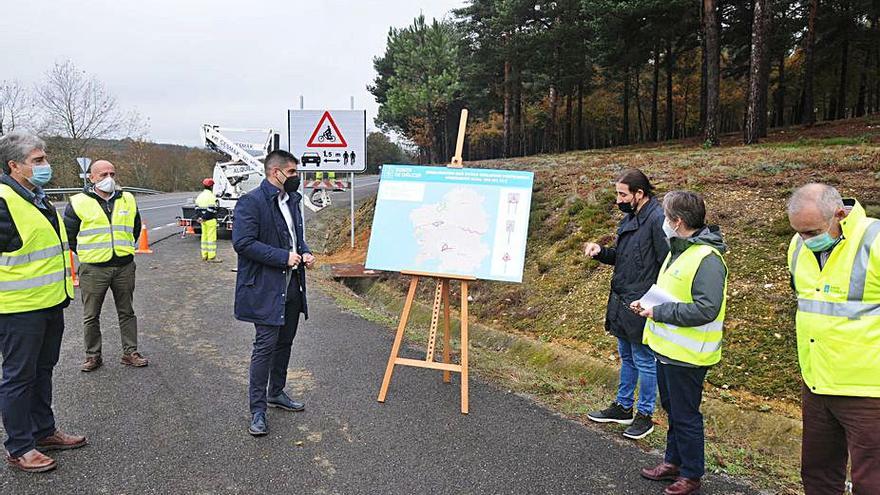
[2,177,759,494]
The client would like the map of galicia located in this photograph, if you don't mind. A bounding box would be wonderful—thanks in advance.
[366,165,534,283]
[410,187,491,274]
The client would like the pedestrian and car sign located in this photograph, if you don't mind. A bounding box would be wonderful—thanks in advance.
[289,109,366,172]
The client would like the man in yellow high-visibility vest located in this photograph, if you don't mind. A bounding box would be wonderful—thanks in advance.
[195,178,219,262]
[0,131,86,473]
[64,160,148,372]
[787,183,880,494]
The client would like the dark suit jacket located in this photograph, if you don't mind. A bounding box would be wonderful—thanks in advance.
[232,180,311,325]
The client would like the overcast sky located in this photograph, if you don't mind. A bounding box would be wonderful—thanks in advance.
[1,0,466,147]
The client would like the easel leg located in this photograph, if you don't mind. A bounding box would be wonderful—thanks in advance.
[460,281,469,415]
[442,279,451,383]
[378,276,420,403]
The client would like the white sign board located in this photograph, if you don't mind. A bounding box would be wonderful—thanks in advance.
[288,110,366,172]
[76,157,92,173]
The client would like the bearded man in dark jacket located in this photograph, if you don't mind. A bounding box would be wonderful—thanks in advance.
[583,169,669,440]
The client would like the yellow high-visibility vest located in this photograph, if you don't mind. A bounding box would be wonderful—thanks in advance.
[643,244,728,366]
[195,189,216,208]
[788,200,880,397]
[70,192,138,263]
[0,184,74,313]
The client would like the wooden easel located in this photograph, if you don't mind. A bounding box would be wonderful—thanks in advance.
[377,109,475,414]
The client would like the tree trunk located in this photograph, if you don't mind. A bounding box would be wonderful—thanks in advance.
[546,84,558,153]
[513,62,522,156]
[503,59,512,157]
[836,33,850,120]
[651,44,660,141]
[700,0,708,131]
[745,0,770,144]
[635,65,645,142]
[565,93,573,151]
[576,80,584,149]
[801,0,818,125]
[623,66,631,145]
[857,47,871,117]
[520,91,527,155]
[703,0,721,145]
[774,48,787,127]
[757,4,771,137]
[665,40,675,140]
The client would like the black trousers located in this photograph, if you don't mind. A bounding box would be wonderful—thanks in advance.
[657,361,709,480]
[0,307,64,457]
[248,280,302,414]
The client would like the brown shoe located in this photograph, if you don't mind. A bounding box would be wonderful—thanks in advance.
[36,430,87,451]
[81,355,103,372]
[664,477,701,495]
[121,352,148,367]
[5,449,57,473]
[640,462,681,481]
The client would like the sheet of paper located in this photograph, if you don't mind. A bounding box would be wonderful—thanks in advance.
[638,284,681,310]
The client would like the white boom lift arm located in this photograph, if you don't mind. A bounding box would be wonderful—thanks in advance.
[200,124,322,212]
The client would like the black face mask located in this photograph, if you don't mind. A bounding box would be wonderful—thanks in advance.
[283,175,300,193]
[276,171,300,193]
[617,201,634,214]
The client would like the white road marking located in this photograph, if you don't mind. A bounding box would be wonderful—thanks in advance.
[139,202,186,211]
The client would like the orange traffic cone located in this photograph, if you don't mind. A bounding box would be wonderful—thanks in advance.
[69,250,79,287]
[135,224,153,254]
[185,224,196,235]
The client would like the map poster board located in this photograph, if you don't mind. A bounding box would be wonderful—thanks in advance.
[366,165,534,283]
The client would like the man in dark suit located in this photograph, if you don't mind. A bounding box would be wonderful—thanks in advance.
[232,150,315,436]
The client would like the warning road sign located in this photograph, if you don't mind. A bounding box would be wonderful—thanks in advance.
[306,111,348,148]
[289,109,366,172]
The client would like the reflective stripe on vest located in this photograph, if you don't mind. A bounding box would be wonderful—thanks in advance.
[0,242,69,266]
[646,320,724,354]
[70,192,137,263]
[788,200,880,397]
[0,184,73,313]
[643,244,727,366]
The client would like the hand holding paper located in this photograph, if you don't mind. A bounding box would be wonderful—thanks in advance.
[630,284,682,318]
[637,284,681,310]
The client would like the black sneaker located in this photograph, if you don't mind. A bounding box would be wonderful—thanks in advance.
[587,402,634,425]
[622,412,655,439]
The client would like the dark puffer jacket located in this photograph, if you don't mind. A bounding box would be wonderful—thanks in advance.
[594,198,669,343]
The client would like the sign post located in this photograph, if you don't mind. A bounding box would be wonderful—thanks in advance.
[76,157,92,188]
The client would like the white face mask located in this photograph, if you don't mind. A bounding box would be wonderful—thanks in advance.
[662,218,679,239]
[95,176,116,193]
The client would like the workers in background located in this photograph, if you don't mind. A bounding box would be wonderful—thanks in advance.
[195,178,219,262]
[0,131,86,473]
[786,184,880,494]
[635,191,728,495]
[64,160,148,372]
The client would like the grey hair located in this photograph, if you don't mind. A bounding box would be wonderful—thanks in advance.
[663,190,706,230]
[0,131,46,174]
[787,183,844,219]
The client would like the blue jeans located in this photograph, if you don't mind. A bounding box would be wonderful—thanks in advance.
[658,362,708,479]
[0,308,64,457]
[615,337,657,415]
